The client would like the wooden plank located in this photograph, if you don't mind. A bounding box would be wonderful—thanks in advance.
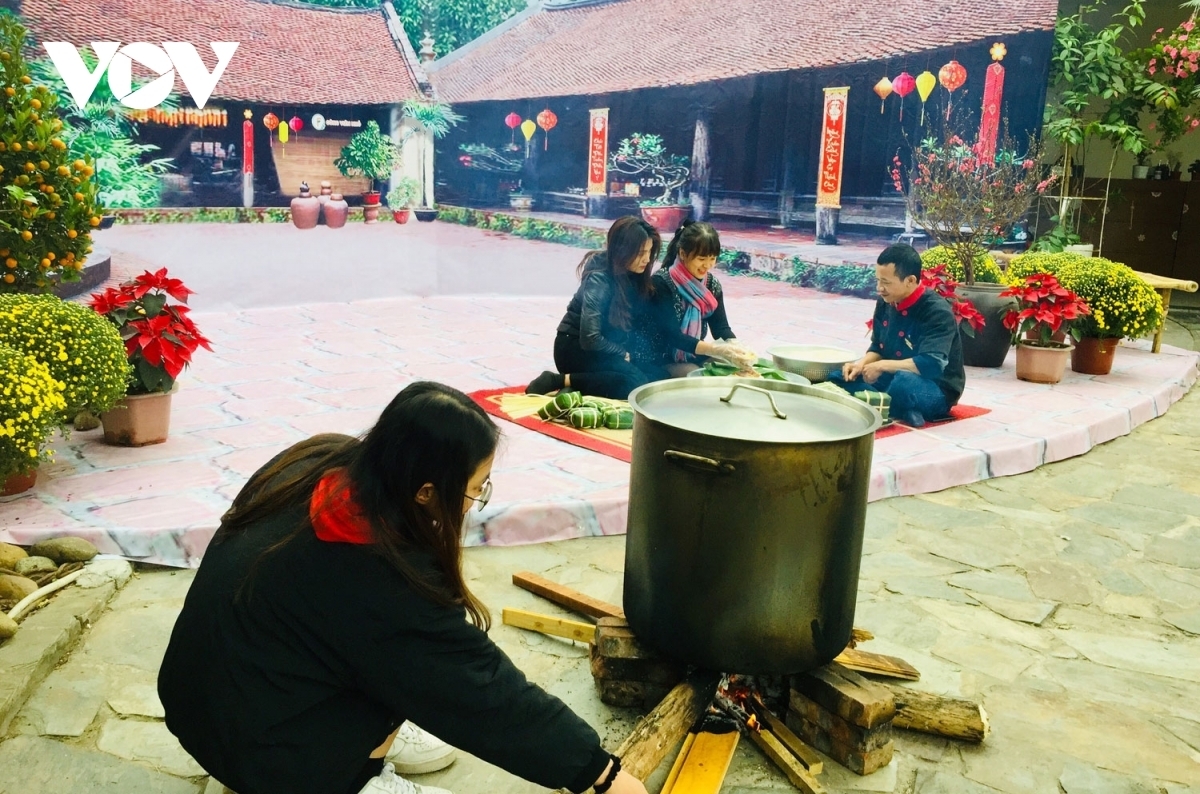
[501,609,595,644]
[884,685,990,743]
[748,729,827,794]
[659,733,696,794]
[664,730,739,794]
[615,673,720,781]
[589,645,685,686]
[793,664,896,729]
[789,690,893,752]
[512,571,625,619]
[757,708,824,775]
[849,628,874,648]
[786,710,894,776]
[834,648,921,681]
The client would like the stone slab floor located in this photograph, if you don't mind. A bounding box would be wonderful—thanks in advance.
[3,319,1200,794]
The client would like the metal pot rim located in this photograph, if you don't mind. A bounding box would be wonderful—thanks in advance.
[628,376,881,443]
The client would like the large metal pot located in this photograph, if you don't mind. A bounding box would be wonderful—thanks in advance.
[624,377,879,674]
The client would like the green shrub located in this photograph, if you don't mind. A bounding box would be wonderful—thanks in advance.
[0,294,129,418]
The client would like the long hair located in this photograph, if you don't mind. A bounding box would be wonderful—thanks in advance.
[216,382,500,629]
[662,220,721,275]
[576,215,660,329]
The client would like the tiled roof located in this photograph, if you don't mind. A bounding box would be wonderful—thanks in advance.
[429,0,1058,103]
[18,0,427,105]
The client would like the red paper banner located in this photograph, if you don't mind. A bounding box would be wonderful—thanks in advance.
[587,108,609,196]
[242,119,254,174]
[977,62,1005,165]
[817,87,849,208]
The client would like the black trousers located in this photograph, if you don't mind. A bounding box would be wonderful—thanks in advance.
[553,333,666,400]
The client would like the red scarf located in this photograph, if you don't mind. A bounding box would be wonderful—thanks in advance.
[896,284,926,312]
[309,470,373,545]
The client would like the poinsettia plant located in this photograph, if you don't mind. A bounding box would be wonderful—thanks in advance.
[921,264,987,337]
[1000,273,1090,347]
[89,269,211,394]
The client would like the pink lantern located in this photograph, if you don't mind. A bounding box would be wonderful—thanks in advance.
[288,116,303,133]
[892,72,916,121]
[505,111,521,144]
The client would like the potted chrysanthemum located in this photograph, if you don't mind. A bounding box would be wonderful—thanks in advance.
[0,345,66,495]
[90,269,211,446]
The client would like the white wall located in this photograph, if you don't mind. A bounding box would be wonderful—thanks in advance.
[389,105,430,203]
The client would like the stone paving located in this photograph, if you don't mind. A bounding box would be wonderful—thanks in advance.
[2,373,1200,793]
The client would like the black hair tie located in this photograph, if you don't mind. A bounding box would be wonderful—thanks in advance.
[594,755,622,794]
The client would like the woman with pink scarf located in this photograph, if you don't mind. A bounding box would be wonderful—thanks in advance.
[634,221,746,377]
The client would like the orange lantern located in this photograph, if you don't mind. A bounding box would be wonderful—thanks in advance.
[263,112,279,131]
[873,77,893,114]
[939,60,967,119]
[536,108,558,150]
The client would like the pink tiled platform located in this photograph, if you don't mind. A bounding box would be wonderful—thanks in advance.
[2,276,1196,568]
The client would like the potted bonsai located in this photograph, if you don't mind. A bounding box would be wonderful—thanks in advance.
[0,345,66,496]
[1006,251,1164,375]
[1001,272,1090,384]
[386,177,421,224]
[334,120,398,224]
[1133,150,1151,179]
[607,133,691,232]
[90,269,211,446]
[898,124,1053,368]
[398,100,464,222]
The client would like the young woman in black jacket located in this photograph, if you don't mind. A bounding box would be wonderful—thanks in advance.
[635,221,741,377]
[158,382,645,794]
[527,216,750,399]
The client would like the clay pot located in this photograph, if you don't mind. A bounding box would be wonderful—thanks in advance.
[392,209,410,224]
[317,181,333,225]
[1071,336,1120,376]
[958,283,1018,368]
[324,193,349,229]
[640,205,691,233]
[1015,343,1072,384]
[100,389,175,446]
[1,468,36,497]
[290,182,320,230]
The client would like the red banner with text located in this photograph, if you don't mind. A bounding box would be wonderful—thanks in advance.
[587,108,609,196]
[816,87,849,208]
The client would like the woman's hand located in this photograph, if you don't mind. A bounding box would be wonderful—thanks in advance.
[594,765,647,794]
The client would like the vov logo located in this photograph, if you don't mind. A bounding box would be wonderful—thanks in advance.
[42,42,239,111]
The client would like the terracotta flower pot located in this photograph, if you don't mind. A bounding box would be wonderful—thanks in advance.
[100,389,175,447]
[1015,343,1072,384]
[290,183,320,230]
[392,209,411,224]
[640,205,691,233]
[1071,336,1120,375]
[1,468,36,497]
[363,191,382,225]
[324,193,349,229]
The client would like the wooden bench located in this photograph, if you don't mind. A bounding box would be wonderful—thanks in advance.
[539,191,588,216]
[709,190,789,224]
[1133,271,1199,353]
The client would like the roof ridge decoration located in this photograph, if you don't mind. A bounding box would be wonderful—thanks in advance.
[380,0,435,98]
[248,0,378,13]
[544,0,623,9]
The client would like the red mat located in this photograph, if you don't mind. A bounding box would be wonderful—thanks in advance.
[469,386,990,461]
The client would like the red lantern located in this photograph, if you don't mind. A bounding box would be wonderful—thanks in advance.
[288,116,303,133]
[939,60,967,119]
[892,72,916,121]
[536,108,558,150]
[262,112,279,131]
[505,111,521,144]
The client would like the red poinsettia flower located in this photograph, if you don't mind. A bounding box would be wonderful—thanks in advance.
[1000,273,1090,345]
[130,268,194,303]
[88,287,135,315]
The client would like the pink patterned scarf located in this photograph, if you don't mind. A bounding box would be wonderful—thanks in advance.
[669,260,718,363]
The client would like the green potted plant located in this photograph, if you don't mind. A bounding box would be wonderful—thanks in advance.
[1007,251,1163,375]
[386,177,421,224]
[1133,150,1151,179]
[335,120,398,224]
[89,269,211,446]
[896,124,1052,368]
[0,344,66,496]
[1000,272,1090,384]
[607,133,691,232]
[398,100,463,222]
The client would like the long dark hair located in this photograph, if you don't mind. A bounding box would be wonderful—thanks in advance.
[663,220,721,272]
[216,382,500,629]
[577,215,660,329]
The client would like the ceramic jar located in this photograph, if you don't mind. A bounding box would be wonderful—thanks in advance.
[324,193,349,228]
[290,182,320,229]
[317,180,333,225]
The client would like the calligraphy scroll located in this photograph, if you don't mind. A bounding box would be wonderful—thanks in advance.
[816,87,849,209]
[588,109,609,196]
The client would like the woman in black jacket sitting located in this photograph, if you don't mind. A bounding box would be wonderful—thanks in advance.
[158,382,644,794]
[635,221,738,377]
[527,216,749,399]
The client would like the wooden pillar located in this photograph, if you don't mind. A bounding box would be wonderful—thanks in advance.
[816,207,839,245]
[690,108,712,221]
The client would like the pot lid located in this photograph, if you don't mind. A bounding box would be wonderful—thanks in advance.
[629,379,879,443]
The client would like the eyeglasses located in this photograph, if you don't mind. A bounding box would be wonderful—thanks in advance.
[465,478,492,512]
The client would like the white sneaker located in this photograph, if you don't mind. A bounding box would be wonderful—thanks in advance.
[385,723,457,775]
[358,764,453,794]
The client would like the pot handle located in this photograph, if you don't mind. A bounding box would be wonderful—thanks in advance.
[719,383,788,420]
[664,450,735,475]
